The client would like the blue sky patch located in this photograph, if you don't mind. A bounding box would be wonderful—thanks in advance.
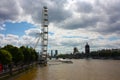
[108,36,120,41]
[48,32,54,36]
[1,22,36,36]
[98,36,104,40]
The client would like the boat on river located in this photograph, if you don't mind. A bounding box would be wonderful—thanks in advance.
[58,59,73,63]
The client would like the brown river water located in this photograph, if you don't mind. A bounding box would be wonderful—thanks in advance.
[13,59,120,80]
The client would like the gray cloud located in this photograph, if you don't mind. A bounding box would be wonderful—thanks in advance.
[0,0,20,22]
[60,14,100,29]
[57,0,120,35]
[61,40,80,47]
[75,1,93,13]
[48,1,72,23]
[94,21,120,35]
[18,0,72,23]
[91,0,120,34]
[0,0,120,35]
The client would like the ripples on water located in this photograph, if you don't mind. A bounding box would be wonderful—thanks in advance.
[14,59,120,80]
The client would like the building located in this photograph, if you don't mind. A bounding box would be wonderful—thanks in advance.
[54,50,58,59]
[54,50,58,56]
[85,43,90,57]
[73,47,79,54]
[51,50,53,58]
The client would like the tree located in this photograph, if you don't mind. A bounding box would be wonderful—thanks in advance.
[0,49,12,65]
[12,47,24,65]
[3,45,24,65]
[20,46,31,64]
[99,49,111,58]
[28,47,38,62]
[29,47,36,62]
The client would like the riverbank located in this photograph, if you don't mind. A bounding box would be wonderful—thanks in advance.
[0,63,37,80]
[8,65,38,80]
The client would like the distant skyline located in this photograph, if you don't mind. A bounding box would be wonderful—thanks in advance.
[0,0,120,53]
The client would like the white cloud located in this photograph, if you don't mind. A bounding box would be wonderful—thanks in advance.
[0,34,19,46]
[25,28,41,37]
[0,34,4,39]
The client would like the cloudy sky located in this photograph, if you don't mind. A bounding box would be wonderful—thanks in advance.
[0,0,120,54]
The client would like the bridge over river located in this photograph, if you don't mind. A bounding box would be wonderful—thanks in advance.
[11,59,120,80]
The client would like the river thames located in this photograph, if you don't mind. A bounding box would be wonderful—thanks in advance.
[13,59,120,80]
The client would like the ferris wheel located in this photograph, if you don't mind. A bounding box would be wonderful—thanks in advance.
[33,6,48,56]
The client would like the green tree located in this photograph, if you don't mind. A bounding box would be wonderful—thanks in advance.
[34,50,38,61]
[20,46,31,64]
[12,47,24,65]
[20,46,38,63]
[30,48,38,62]
[3,45,24,65]
[0,49,12,65]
